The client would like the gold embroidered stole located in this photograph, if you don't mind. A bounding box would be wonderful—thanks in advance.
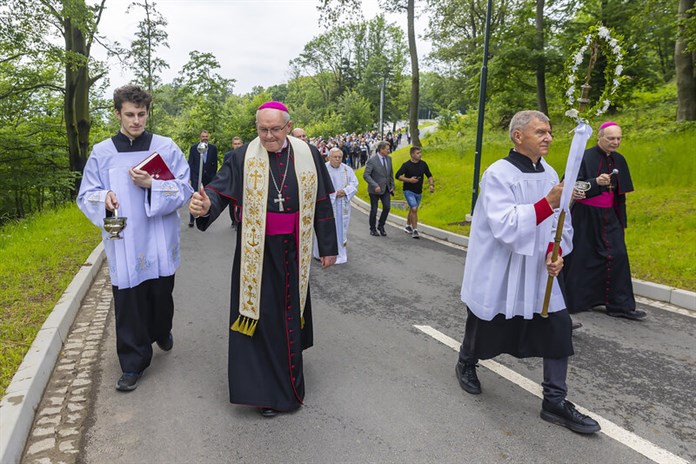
[233,136,316,336]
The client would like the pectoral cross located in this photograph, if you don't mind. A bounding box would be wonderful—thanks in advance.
[274,193,285,211]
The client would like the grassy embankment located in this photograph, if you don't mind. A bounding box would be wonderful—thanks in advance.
[0,206,101,396]
[357,88,695,292]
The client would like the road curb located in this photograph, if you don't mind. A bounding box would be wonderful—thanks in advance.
[352,196,695,311]
[0,243,105,464]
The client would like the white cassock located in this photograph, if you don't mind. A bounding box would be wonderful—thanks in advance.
[313,162,358,264]
[461,158,573,320]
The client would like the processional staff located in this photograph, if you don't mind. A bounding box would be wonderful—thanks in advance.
[540,43,598,317]
[197,141,208,194]
[540,24,625,318]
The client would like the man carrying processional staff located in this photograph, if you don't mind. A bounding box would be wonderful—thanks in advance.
[189,101,338,418]
[455,110,601,434]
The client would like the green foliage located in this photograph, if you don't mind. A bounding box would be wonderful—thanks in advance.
[0,204,101,397]
[0,54,77,223]
[338,90,374,134]
[288,14,410,133]
[356,84,696,290]
[171,51,236,144]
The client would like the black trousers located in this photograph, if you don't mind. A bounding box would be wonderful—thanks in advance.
[458,311,569,404]
[112,275,175,374]
[459,347,568,403]
[368,191,391,230]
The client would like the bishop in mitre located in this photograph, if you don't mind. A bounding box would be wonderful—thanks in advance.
[313,147,359,264]
[189,102,337,418]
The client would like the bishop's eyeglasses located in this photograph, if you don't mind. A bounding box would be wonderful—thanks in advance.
[257,120,290,136]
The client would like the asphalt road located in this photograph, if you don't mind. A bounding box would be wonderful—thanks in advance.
[79,207,696,464]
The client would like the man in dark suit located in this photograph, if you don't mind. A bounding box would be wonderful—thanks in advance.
[223,136,244,228]
[363,141,394,236]
[188,130,218,227]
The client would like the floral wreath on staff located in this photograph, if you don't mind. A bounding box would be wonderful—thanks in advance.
[564,24,626,121]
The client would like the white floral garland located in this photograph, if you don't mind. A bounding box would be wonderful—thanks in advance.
[564,25,625,121]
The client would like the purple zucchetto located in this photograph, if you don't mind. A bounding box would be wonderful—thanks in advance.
[599,121,618,130]
[258,101,289,113]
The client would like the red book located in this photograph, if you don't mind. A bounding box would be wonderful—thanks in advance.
[133,152,175,180]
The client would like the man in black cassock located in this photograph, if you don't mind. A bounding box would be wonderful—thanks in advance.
[562,121,646,320]
[189,102,338,417]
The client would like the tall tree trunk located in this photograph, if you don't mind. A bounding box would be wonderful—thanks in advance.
[676,0,696,121]
[535,0,548,115]
[407,0,420,147]
[63,16,92,194]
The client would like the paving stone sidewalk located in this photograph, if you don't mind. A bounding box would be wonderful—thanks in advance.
[20,264,111,464]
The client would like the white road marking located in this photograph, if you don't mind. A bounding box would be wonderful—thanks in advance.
[414,324,689,464]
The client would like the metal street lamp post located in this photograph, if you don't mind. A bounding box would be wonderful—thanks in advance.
[469,0,494,218]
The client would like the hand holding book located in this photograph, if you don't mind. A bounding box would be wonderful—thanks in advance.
[133,152,175,180]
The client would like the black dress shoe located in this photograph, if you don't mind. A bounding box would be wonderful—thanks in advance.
[116,372,142,392]
[370,229,380,236]
[540,399,601,434]
[607,309,647,320]
[378,226,387,236]
[455,361,481,394]
[259,408,279,418]
[156,333,173,351]
[188,222,194,228]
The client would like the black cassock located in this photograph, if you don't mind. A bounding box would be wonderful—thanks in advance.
[562,145,636,314]
[197,141,338,411]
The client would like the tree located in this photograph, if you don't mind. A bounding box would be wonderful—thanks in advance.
[317,0,421,144]
[127,0,170,130]
[338,89,374,132]
[676,0,696,120]
[290,15,408,129]
[0,0,109,194]
[172,51,235,144]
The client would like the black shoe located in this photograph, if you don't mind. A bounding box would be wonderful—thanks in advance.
[259,408,279,418]
[540,399,601,434]
[156,333,173,351]
[116,372,142,392]
[455,361,481,395]
[378,226,387,236]
[607,309,647,320]
[188,222,194,228]
[370,229,380,236]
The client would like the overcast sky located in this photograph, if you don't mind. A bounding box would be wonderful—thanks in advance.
[95,0,432,96]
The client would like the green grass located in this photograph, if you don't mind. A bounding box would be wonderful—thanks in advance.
[358,116,696,291]
[0,204,101,397]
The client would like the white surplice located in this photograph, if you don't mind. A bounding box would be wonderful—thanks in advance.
[77,134,194,289]
[313,162,358,264]
[461,158,573,321]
